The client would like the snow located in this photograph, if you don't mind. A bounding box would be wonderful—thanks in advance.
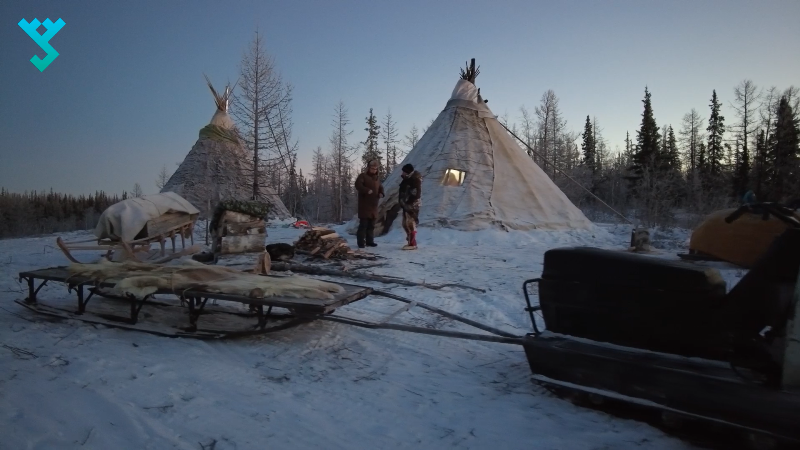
[0,223,746,449]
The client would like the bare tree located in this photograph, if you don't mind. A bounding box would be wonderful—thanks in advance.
[155,165,170,191]
[402,124,420,157]
[519,106,536,159]
[382,109,399,173]
[309,146,326,222]
[679,109,705,195]
[132,183,143,198]
[534,90,567,179]
[329,101,355,222]
[730,79,761,194]
[232,30,289,201]
[535,90,560,175]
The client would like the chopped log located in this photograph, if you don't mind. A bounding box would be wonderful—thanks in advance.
[269,262,486,293]
[294,227,352,260]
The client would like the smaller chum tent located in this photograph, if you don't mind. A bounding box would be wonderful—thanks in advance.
[161,76,290,220]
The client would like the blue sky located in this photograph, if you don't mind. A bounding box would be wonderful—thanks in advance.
[1,0,798,196]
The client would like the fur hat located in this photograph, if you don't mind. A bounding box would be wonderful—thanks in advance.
[402,164,414,174]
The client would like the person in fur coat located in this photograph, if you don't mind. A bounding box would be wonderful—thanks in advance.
[398,164,422,250]
[354,160,384,248]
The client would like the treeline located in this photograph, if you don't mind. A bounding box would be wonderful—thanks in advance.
[0,189,122,239]
[501,81,799,227]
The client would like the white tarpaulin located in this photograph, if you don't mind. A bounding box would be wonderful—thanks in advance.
[94,192,200,242]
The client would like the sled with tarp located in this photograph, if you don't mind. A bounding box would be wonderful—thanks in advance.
[56,192,200,264]
[519,203,800,449]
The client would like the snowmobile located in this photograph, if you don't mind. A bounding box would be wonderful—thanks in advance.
[521,202,800,449]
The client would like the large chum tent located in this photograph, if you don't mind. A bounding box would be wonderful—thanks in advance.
[161,76,290,220]
[353,62,592,235]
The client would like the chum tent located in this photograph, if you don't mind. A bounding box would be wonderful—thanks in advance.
[161,76,290,220]
[349,62,592,235]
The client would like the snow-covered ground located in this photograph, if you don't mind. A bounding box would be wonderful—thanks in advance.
[0,222,746,449]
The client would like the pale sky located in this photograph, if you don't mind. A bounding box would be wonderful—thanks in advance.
[1,0,798,195]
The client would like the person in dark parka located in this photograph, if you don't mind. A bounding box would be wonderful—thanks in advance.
[398,163,422,250]
[354,160,384,248]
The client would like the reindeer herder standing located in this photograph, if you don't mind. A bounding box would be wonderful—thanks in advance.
[398,164,422,250]
[354,160,384,248]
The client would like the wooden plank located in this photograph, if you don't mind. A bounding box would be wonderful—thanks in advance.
[319,233,341,240]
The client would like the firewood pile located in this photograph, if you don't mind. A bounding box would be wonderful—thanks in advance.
[294,227,364,260]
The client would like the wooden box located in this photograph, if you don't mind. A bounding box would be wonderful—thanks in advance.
[212,211,266,255]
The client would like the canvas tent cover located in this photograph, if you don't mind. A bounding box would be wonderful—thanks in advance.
[95,192,200,242]
[352,79,591,234]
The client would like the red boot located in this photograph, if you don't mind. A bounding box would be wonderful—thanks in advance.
[403,231,418,250]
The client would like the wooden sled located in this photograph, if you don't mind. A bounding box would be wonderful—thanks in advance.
[56,213,197,263]
[16,266,372,339]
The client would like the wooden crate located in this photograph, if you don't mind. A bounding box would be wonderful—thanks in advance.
[212,211,266,255]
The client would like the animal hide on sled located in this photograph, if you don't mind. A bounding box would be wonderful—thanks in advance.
[66,259,344,300]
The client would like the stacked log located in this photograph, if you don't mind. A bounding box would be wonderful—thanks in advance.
[212,211,266,255]
[294,227,351,259]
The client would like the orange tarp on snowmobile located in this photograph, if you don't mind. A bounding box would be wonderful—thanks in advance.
[689,207,800,268]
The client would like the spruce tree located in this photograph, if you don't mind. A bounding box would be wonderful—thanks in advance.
[705,90,725,185]
[581,115,596,173]
[666,126,680,172]
[697,142,708,183]
[766,96,800,201]
[361,108,383,177]
[624,131,634,166]
[631,87,661,182]
[732,138,750,198]
[753,130,768,198]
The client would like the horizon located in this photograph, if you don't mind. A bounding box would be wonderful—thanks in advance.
[1,0,799,196]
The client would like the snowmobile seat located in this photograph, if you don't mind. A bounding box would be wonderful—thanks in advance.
[539,247,730,359]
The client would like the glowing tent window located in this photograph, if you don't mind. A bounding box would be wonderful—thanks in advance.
[442,169,466,186]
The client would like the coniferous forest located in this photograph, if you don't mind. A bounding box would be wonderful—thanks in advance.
[0,189,123,239]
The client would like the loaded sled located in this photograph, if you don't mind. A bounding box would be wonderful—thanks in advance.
[521,203,800,449]
[57,192,199,263]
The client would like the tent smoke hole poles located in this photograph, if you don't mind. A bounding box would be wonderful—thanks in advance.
[499,122,651,249]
